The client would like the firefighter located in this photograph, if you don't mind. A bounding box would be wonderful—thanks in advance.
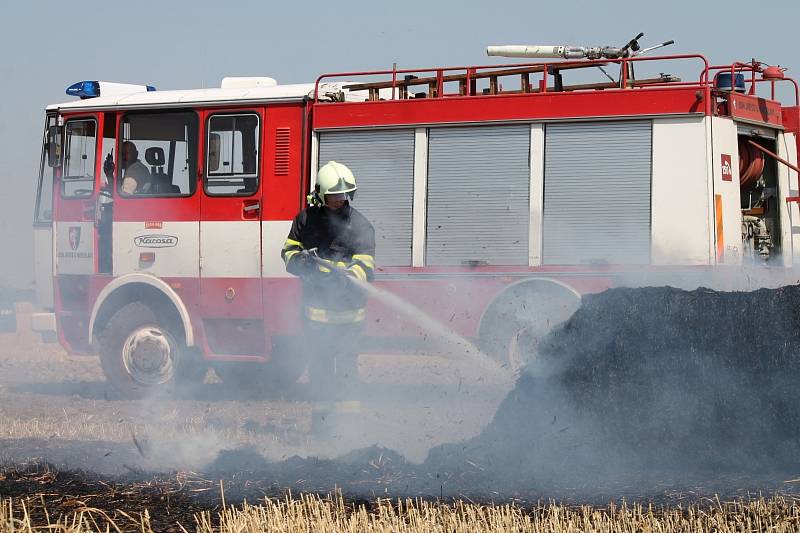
[281,161,376,397]
[119,141,151,195]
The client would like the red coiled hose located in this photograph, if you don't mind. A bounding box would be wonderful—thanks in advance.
[738,137,764,187]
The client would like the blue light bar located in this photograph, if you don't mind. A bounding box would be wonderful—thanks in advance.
[716,72,746,93]
[66,80,100,99]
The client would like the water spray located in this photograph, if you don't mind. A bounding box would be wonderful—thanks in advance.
[306,253,511,381]
[352,278,511,381]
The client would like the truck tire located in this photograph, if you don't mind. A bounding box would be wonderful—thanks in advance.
[98,301,188,398]
[481,284,580,373]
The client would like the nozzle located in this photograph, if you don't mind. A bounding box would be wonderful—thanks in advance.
[487,45,568,59]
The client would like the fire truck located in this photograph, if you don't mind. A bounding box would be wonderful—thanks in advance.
[32,40,800,395]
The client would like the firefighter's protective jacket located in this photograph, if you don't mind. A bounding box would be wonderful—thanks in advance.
[281,203,375,323]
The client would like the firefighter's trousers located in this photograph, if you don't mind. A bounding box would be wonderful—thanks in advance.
[305,318,363,399]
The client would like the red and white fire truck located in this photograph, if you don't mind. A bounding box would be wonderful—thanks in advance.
[32,42,800,394]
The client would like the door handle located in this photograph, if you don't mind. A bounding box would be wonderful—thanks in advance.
[243,201,260,218]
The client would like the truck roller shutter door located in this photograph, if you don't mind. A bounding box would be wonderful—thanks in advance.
[318,129,415,266]
[427,125,530,266]
[543,121,652,265]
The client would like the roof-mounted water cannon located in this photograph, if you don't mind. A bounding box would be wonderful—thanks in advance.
[762,65,787,81]
[740,59,787,81]
[487,33,675,60]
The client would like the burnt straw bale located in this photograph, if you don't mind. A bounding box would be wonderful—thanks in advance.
[428,285,800,489]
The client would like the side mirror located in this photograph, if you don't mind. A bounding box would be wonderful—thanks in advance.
[46,126,62,168]
[208,133,221,172]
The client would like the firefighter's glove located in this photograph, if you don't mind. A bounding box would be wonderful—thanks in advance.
[294,250,317,275]
[307,263,348,288]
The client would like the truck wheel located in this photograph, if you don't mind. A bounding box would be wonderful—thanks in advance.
[98,302,185,398]
[481,284,580,373]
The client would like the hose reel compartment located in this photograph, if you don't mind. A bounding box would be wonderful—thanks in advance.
[738,133,780,261]
[738,137,765,188]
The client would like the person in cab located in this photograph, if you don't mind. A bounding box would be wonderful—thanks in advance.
[281,161,376,396]
[119,141,151,195]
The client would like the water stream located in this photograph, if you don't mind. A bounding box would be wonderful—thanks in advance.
[351,277,512,381]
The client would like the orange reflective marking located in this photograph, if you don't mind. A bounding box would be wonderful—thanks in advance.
[715,194,724,262]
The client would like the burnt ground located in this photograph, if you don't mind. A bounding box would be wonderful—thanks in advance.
[5,286,800,527]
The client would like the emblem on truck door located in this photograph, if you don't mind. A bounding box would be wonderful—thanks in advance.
[68,227,81,251]
[134,234,178,248]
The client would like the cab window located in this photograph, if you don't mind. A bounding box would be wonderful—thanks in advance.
[62,119,97,198]
[119,111,198,197]
[205,113,260,196]
[35,114,57,222]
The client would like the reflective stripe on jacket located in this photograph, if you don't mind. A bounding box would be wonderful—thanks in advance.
[305,307,366,324]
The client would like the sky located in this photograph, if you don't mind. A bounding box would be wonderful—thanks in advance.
[0,0,798,289]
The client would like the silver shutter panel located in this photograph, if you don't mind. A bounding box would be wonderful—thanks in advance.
[542,121,652,265]
[318,129,415,266]
[427,125,530,266]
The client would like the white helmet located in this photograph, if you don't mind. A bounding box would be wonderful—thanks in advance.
[313,161,357,206]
